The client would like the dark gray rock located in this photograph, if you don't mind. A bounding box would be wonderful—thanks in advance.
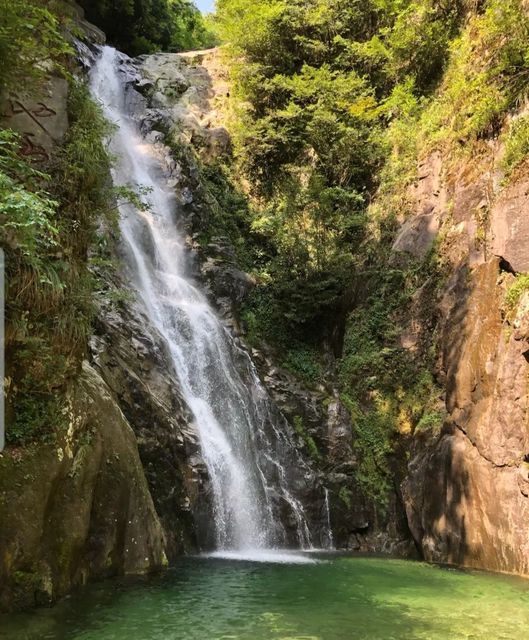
[89,273,203,559]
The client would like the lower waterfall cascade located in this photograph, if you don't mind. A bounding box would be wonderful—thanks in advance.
[89,45,330,558]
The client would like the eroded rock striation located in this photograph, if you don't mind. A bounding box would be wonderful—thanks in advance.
[397,138,529,575]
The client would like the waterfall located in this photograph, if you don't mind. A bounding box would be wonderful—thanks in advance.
[89,46,314,557]
[323,488,334,550]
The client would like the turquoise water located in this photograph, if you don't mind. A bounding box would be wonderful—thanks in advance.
[2,555,529,640]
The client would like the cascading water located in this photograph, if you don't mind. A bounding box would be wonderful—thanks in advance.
[89,46,315,557]
[323,488,334,550]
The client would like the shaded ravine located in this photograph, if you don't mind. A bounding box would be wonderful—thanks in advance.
[90,46,324,556]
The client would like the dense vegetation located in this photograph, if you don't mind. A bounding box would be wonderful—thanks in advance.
[213,0,465,342]
[79,0,217,55]
[0,1,121,444]
[0,0,72,94]
[0,0,214,447]
[213,0,529,501]
[3,0,529,506]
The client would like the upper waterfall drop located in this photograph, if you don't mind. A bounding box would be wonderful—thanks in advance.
[89,45,317,557]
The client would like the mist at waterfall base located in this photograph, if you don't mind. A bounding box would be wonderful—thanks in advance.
[89,46,331,562]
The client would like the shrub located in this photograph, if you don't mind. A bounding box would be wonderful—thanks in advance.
[293,416,321,463]
[282,348,323,385]
[505,273,529,315]
[79,0,217,55]
[4,82,116,446]
[0,0,71,95]
[502,115,529,179]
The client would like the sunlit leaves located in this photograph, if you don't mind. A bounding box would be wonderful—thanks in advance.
[0,0,72,95]
[0,131,58,262]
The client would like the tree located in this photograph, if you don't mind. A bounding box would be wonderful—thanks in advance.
[79,0,217,55]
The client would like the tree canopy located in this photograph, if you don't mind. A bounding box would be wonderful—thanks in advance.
[212,0,467,338]
[79,0,217,55]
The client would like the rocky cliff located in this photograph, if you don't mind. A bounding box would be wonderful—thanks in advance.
[0,15,176,610]
[396,139,529,575]
[127,47,414,556]
[1,31,403,610]
[0,362,166,610]
[4,0,529,614]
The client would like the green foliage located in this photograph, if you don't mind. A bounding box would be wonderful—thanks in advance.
[502,115,529,179]
[4,81,116,446]
[54,80,117,253]
[379,1,464,92]
[416,0,529,150]
[338,486,352,509]
[336,252,445,504]
[213,0,468,339]
[293,416,321,463]
[282,348,323,385]
[79,0,218,55]
[9,392,65,446]
[212,0,470,502]
[370,0,529,236]
[415,410,443,435]
[342,393,393,505]
[0,0,72,95]
[196,160,254,263]
[505,273,529,315]
[0,131,59,265]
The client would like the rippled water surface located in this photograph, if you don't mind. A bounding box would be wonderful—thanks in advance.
[2,555,529,640]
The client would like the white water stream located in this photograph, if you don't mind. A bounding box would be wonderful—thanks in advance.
[90,46,322,560]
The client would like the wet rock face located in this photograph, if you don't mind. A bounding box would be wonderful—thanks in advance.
[198,237,256,326]
[0,364,165,612]
[89,281,203,559]
[250,348,414,553]
[131,49,418,554]
[398,141,529,575]
[0,37,205,610]
[118,49,397,551]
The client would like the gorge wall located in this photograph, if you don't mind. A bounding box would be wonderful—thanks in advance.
[2,0,529,613]
[399,145,529,574]
[0,11,403,611]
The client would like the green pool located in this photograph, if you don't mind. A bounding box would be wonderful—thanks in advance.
[2,554,529,639]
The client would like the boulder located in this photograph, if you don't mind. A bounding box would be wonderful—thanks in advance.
[1,78,69,159]
[0,363,166,611]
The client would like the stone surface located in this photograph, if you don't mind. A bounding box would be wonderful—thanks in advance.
[392,151,443,258]
[92,48,348,552]
[404,257,529,573]
[400,139,529,575]
[1,78,69,159]
[491,176,529,272]
[0,363,166,612]
[89,277,202,559]
[392,210,440,257]
[251,347,413,553]
[139,50,231,163]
